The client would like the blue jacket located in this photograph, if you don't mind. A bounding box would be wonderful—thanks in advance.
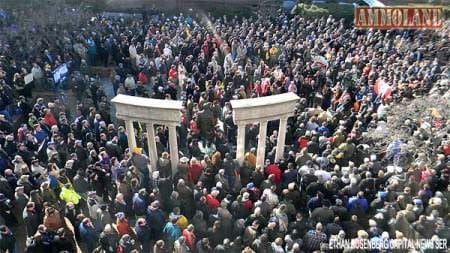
[47,175,59,190]
[34,130,48,144]
[135,224,151,251]
[347,196,369,212]
[163,222,181,242]
[146,208,165,238]
[132,194,146,216]
[79,223,98,248]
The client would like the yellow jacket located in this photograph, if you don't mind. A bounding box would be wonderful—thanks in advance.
[244,152,257,168]
[176,215,189,230]
[59,187,81,205]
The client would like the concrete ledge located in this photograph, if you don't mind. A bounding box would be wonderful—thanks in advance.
[230,92,299,123]
[111,94,183,123]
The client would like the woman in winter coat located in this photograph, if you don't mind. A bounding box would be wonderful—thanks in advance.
[43,206,63,232]
[174,236,190,253]
[99,224,119,253]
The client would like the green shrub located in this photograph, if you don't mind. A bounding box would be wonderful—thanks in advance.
[291,3,355,23]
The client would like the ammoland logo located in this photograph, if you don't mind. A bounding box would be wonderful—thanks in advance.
[355,6,443,29]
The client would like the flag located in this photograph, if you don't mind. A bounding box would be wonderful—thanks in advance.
[312,55,328,69]
[374,78,392,100]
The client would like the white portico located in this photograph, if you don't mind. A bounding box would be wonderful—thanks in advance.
[230,92,299,168]
[111,94,183,173]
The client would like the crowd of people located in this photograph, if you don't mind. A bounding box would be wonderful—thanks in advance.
[0,1,449,252]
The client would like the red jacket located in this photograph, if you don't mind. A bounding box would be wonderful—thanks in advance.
[243,199,253,210]
[182,229,196,249]
[297,136,309,150]
[206,194,220,209]
[188,163,203,183]
[116,219,132,237]
[43,112,57,127]
[168,68,177,81]
[443,144,450,156]
[138,71,149,84]
[265,164,282,185]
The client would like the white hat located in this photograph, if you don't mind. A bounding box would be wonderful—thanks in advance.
[211,190,220,197]
[180,157,189,163]
[288,183,295,190]
[357,230,369,239]
[242,192,250,201]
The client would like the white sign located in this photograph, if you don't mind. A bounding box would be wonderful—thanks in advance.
[24,73,34,84]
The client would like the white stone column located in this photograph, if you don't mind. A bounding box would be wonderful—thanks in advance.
[167,124,179,175]
[275,116,288,162]
[146,122,158,171]
[236,123,246,165]
[256,120,268,169]
[125,119,137,152]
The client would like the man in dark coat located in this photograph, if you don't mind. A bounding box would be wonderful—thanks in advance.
[23,202,40,237]
[146,201,165,240]
[197,103,215,141]
[75,140,88,168]
[91,162,108,201]
[0,225,15,253]
[128,148,149,188]
[105,138,122,161]
[135,218,151,253]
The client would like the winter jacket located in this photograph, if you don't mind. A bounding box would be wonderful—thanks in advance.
[59,187,82,205]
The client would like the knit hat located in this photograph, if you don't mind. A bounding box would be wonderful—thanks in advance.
[115,212,125,219]
[357,230,369,239]
[211,190,220,197]
[152,171,160,179]
[288,183,295,190]
[150,200,160,209]
[87,191,97,198]
[134,147,142,155]
[137,218,146,226]
[413,198,423,205]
